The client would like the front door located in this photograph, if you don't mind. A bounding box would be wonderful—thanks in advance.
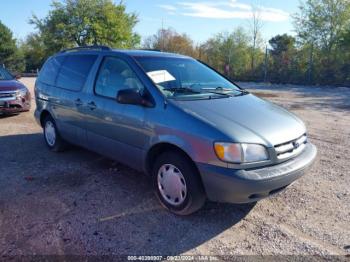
[83,56,150,170]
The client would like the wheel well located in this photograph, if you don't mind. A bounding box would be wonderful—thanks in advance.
[146,143,198,175]
[40,110,51,127]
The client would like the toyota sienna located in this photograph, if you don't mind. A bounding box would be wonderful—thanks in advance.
[34,46,317,215]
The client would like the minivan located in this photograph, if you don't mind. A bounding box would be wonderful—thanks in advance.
[35,46,317,215]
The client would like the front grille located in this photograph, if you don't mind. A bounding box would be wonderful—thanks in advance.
[0,91,16,99]
[275,134,308,160]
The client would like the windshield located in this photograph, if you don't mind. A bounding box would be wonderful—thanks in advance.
[0,67,14,80]
[134,56,244,99]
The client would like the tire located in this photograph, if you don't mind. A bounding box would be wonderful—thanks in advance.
[152,151,206,215]
[43,115,66,152]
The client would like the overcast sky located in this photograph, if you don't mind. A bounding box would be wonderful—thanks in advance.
[1,0,301,44]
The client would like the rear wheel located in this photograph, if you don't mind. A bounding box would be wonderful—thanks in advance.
[152,151,206,215]
[43,115,66,152]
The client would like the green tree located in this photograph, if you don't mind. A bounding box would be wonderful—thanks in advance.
[337,27,350,85]
[294,0,350,53]
[268,34,298,83]
[293,0,350,84]
[202,28,253,81]
[30,0,140,54]
[143,28,196,57]
[20,33,47,72]
[0,20,24,72]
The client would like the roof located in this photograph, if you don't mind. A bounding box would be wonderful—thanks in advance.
[117,49,190,59]
[57,46,191,59]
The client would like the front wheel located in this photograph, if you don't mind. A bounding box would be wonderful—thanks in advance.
[152,151,206,215]
[43,115,67,152]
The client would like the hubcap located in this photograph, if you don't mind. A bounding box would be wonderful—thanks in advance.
[157,164,187,206]
[45,121,56,146]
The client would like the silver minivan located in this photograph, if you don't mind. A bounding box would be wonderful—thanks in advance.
[35,46,317,215]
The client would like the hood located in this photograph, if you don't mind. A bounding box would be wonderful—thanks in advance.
[171,94,306,146]
[0,80,25,92]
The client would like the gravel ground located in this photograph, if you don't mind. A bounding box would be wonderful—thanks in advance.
[0,78,349,258]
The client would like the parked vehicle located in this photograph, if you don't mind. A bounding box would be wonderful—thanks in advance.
[34,46,317,215]
[0,67,31,114]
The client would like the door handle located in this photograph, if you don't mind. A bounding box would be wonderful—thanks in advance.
[75,98,83,106]
[87,101,97,110]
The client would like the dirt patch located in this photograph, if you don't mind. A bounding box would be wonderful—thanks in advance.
[288,104,306,110]
[337,104,350,110]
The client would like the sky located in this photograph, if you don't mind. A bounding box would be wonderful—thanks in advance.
[0,0,300,45]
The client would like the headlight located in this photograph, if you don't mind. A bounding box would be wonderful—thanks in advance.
[17,88,28,97]
[214,143,269,163]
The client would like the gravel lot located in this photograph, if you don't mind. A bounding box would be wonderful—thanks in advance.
[0,78,349,258]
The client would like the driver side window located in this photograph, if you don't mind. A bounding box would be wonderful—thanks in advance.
[95,57,144,99]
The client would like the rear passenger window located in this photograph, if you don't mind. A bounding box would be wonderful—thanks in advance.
[56,55,97,91]
[38,56,65,86]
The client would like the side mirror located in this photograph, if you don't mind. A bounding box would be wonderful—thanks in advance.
[15,74,21,80]
[117,88,153,107]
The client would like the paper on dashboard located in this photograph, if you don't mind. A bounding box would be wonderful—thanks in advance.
[147,70,175,84]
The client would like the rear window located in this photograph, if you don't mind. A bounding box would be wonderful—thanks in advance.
[56,55,97,91]
[38,56,65,86]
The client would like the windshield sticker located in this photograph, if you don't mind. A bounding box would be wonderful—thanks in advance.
[147,70,175,84]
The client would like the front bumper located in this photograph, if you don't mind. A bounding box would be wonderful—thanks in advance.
[197,143,317,203]
[0,95,31,114]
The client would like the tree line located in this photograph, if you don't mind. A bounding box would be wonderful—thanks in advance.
[0,0,349,86]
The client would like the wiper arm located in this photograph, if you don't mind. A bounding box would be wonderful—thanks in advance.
[201,91,232,97]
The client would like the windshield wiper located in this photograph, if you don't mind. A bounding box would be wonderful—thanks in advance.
[201,87,250,96]
[200,86,235,97]
[163,87,201,94]
[163,86,247,99]
[201,86,232,92]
